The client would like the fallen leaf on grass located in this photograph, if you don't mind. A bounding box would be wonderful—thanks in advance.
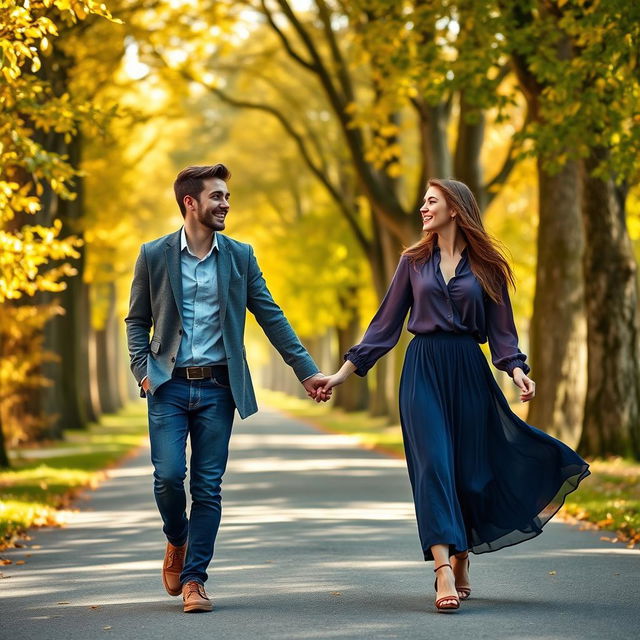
[30,545,42,550]
[548,571,557,575]
[0,558,12,565]
[90,606,100,610]
[15,560,25,565]
[103,626,112,630]
[330,591,342,596]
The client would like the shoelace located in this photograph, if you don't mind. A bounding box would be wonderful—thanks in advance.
[185,582,206,599]
[167,547,185,568]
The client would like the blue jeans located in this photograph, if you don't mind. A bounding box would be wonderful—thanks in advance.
[147,376,235,585]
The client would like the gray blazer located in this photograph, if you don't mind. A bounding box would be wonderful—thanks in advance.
[125,228,319,419]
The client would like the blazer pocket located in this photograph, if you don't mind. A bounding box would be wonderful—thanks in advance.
[229,273,246,297]
[150,337,161,355]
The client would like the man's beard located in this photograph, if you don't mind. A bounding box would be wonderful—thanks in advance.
[197,206,225,231]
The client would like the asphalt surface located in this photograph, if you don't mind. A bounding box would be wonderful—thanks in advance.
[1,405,638,640]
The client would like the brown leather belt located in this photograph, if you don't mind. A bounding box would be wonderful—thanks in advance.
[172,365,228,381]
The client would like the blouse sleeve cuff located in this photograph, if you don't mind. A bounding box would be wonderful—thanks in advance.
[344,351,370,377]
[505,358,530,378]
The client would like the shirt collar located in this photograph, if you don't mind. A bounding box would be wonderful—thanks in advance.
[434,243,468,255]
[180,227,218,259]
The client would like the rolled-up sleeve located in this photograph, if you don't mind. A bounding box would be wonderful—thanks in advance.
[345,255,413,376]
[485,281,530,377]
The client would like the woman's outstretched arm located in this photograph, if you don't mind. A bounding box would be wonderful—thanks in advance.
[315,359,357,401]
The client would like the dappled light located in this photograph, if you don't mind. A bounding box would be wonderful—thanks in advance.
[1,1,639,635]
[2,410,638,638]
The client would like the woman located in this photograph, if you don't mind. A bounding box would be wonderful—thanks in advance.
[319,179,590,613]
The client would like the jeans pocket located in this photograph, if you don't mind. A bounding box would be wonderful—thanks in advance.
[212,377,231,390]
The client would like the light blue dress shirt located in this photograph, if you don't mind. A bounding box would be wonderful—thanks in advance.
[175,227,227,367]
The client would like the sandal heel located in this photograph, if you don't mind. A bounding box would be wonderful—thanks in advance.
[454,552,472,600]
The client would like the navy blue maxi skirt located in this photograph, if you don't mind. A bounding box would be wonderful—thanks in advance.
[399,332,590,561]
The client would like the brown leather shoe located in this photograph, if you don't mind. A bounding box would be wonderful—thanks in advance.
[162,542,187,596]
[182,580,213,613]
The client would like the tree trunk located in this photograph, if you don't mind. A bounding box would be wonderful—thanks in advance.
[0,415,9,468]
[87,314,102,420]
[527,159,587,447]
[96,282,123,414]
[0,330,9,468]
[454,93,486,210]
[54,133,96,428]
[335,311,369,412]
[578,150,640,458]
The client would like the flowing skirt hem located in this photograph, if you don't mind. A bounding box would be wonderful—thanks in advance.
[421,463,591,560]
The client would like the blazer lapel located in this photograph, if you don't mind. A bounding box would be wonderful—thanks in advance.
[217,234,231,325]
[165,229,184,324]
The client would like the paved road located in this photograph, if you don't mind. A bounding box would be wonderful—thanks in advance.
[1,406,638,639]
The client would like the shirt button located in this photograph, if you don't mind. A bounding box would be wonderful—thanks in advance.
[171,356,176,362]
[179,329,183,335]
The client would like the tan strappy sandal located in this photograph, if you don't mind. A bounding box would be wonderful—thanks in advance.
[433,563,460,612]
[454,552,471,600]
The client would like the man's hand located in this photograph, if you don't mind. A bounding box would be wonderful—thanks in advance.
[302,374,333,402]
[512,368,535,402]
[141,377,150,393]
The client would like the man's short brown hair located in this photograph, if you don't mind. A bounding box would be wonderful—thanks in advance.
[174,164,231,216]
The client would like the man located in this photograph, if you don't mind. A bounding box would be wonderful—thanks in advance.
[125,164,329,613]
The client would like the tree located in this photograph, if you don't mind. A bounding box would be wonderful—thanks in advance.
[0,0,120,465]
[500,0,586,445]
[505,0,640,456]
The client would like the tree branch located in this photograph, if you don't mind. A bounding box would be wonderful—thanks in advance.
[258,0,410,241]
[315,0,355,102]
[162,58,371,253]
[260,0,317,71]
[484,104,531,203]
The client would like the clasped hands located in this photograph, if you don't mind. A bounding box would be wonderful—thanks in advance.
[302,372,346,403]
[305,364,536,404]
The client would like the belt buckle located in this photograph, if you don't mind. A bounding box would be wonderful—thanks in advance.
[186,366,204,380]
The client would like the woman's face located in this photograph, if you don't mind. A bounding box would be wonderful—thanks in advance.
[420,186,454,232]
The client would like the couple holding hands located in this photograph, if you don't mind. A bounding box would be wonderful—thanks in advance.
[126,164,589,614]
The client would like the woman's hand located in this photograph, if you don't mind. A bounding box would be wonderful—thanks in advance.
[513,368,535,402]
[314,360,357,402]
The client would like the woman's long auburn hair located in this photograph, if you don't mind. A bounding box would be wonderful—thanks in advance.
[402,178,514,304]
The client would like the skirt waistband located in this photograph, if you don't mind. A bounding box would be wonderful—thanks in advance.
[412,331,477,343]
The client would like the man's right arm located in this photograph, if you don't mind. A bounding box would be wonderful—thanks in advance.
[124,245,152,388]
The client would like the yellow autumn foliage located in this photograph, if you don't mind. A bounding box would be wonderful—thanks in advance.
[0,0,119,301]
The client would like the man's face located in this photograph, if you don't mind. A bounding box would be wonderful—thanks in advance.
[188,177,230,231]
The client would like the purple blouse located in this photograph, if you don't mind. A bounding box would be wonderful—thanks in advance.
[345,246,530,378]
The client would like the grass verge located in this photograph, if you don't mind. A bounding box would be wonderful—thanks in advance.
[259,388,640,549]
[0,403,147,550]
